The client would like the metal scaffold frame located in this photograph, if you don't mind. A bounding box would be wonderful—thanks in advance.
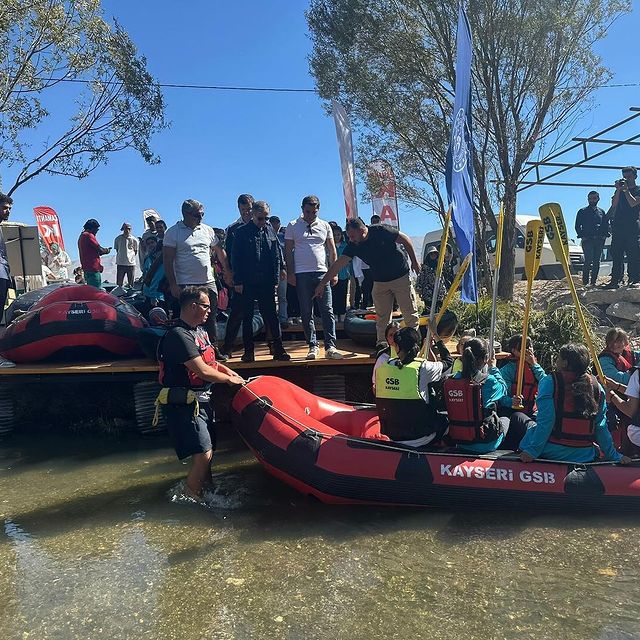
[516,106,640,191]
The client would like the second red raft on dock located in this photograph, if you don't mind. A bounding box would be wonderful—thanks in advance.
[0,285,146,362]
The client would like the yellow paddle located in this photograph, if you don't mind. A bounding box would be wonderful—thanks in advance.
[425,205,453,348]
[419,253,472,358]
[513,220,544,409]
[539,203,606,385]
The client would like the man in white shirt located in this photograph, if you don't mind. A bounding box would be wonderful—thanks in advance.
[163,199,232,360]
[284,195,342,360]
[114,223,139,286]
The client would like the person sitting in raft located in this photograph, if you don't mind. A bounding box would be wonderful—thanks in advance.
[608,368,640,454]
[598,328,640,387]
[519,343,631,464]
[375,326,453,448]
[498,334,546,418]
[372,321,401,392]
[444,338,529,454]
[451,328,476,375]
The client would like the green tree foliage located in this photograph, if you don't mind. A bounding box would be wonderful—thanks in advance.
[448,295,602,372]
[307,0,629,298]
[0,0,166,195]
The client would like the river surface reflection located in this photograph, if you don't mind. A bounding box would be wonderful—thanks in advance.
[1,433,640,640]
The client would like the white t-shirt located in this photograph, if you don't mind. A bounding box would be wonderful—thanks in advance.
[284,216,332,274]
[114,234,139,266]
[626,370,640,445]
[163,221,218,286]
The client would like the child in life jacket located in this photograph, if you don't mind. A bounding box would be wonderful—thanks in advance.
[598,328,640,387]
[375,326,453,448]
[444,338,528,454]
[452,329,476,375]
[519,343,630,464]
[498,334,546,417]
[372,321,401,392]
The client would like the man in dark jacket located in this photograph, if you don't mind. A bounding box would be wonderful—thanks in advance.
[232,201,290,362]
[575,190,608,286]
[221,194,254,357]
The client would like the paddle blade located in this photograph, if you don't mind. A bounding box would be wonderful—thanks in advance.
[539,203,569,262]
[524,219,544,281]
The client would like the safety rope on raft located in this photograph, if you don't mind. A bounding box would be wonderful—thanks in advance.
[238,382,637,467]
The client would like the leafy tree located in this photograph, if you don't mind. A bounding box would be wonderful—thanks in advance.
[307,0,629,298]
[0,0,166,195]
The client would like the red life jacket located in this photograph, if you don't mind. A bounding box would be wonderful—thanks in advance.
[598,348,635,373]
[548,371,601,448]
[443,377,495,443]
[508,357,538,415]
[158,325,217,390]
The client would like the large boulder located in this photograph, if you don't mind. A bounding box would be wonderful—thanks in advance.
[584,287,640,306]
[605,301,640,322]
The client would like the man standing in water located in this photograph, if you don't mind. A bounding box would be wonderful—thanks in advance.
[158,286,244,501]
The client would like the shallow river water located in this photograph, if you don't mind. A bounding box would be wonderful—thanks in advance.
[1,431,640,640]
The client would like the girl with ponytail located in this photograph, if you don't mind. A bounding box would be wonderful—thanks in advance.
[520,343,630,464]
[448,338,528,453]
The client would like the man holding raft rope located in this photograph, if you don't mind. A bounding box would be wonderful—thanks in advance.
[157,286,245,502]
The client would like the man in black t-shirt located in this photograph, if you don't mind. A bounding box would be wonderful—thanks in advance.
[159,286,244,501]
[314,218,421,349]
[606,166,640,288]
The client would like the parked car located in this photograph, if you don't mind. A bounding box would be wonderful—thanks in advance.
[422,214,584,280]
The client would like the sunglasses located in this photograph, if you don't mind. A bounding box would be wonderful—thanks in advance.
[306,223,315,235]
[196,302,211,310]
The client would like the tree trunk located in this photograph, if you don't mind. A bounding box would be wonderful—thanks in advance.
[497,185,517,300]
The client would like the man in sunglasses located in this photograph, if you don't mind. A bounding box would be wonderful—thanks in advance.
[158,286,245,501]
[232,201,290,362]
[163,199,233,360]
[284,195,342,360]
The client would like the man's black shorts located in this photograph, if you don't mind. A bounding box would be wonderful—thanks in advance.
[162,404,215,460]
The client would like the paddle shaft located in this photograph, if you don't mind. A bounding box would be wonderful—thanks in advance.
[425,206,452,349]
[488,203,504,359]
[548,212,606,385]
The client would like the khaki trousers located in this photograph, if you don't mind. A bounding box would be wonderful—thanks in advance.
[372,273,419,343]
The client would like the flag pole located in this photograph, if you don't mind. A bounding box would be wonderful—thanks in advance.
[488,202,504,359]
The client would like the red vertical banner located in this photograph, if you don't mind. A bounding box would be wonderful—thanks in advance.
[367,159,400,229]
[33,206,65,250]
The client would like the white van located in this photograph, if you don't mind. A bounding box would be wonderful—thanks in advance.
[421,214,584,279]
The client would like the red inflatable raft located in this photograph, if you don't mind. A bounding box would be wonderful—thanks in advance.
[0,285,146,362]
[232,376,640,510]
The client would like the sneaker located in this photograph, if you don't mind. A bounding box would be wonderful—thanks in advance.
[214,347,228,363]
[603,281,619,289]
[241,352,255,363]
[306,345,320,360]
[325,347,343,360]
[629,281,640,289]
[273,351,291,361]
[0,356,15,368]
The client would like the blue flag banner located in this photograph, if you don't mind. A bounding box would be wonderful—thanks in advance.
[445,4,477,303]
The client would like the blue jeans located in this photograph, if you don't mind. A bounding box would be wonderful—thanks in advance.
[296,271,337,349]
[581,238,604,285]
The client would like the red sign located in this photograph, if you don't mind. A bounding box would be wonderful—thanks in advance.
[33,206,65,251]
[367,159,400,228]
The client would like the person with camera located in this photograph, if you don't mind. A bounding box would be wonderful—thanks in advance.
[605,166,640,289]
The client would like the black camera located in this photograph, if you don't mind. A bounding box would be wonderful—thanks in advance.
[616,178,627,188]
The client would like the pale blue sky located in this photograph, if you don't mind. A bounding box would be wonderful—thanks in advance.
[4,1,639,257]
